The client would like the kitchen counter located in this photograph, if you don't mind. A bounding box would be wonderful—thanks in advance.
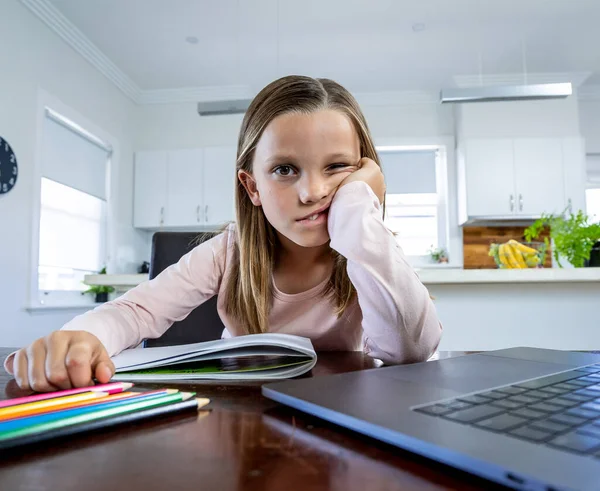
[84,269,600,352]
[415,268,600,284]
[86,268,600,290]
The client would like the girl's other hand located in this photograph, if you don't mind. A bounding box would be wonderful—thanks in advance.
[338,157,385,204]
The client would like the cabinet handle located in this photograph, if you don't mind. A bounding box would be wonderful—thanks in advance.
[567,198,573,215]
[205,205,209,223]
[160,206,164,225]
[518,194,523,212]
[196,205,201,223]
[509,194,514,212]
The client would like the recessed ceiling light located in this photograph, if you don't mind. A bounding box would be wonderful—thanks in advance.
[412,23,426,32]
[185,36,199,45]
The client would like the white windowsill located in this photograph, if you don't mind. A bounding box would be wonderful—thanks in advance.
[25,304,97,313]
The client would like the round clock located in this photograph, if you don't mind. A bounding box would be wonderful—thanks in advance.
[0,136,18,195]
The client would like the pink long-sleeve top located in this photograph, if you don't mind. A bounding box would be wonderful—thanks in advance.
[61,181,442,365]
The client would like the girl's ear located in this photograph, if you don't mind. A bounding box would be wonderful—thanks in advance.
[238,170,262,206]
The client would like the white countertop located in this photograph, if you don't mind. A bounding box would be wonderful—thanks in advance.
[85,268,600,288]
[415,268,600,284]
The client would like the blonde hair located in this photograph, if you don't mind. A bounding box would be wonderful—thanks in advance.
[223,75,381,335]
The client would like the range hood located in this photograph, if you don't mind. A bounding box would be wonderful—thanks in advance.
[440,83,572,104]
[197,99,252,116]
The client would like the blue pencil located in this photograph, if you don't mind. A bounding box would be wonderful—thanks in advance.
[0,390,178,433]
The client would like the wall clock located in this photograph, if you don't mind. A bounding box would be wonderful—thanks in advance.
[0,136,18,195]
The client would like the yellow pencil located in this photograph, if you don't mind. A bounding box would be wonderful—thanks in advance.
[0,391,108,420]
[0,391,142,422]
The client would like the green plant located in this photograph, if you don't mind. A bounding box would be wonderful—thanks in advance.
[82,266,115,296]
[524,209,600,268]
[428,246,448,263]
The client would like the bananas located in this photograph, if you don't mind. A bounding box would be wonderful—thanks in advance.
[489,240,542,269]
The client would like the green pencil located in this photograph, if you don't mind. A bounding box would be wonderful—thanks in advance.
[0,391,196,442]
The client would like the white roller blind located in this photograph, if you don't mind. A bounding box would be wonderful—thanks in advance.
[588,155,600,183]
[379,150,437,194]
[41,115,110,200]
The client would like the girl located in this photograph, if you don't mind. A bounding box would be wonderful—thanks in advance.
[4,75,442,392]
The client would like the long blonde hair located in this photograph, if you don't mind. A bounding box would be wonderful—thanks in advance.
[223,75,381,335]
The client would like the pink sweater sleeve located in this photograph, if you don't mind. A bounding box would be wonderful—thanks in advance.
[328,181,443,365]
[61,230,230,357]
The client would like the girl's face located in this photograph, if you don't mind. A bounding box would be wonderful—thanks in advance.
[239,109,360,249]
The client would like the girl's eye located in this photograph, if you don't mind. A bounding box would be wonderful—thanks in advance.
[274,165,296,176]
[328,163,349,171]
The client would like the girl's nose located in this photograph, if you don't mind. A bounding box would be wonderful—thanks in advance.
[298,175,329,204]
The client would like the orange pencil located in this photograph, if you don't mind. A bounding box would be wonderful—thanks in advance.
[0,391,108,420]
[0,389,176,422]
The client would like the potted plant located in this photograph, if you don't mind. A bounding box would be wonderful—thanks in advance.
[428,246,449,264]
[524,209,600,268]
[83,266,115,303]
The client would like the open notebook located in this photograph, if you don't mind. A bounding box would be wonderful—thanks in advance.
[110,333,317,381]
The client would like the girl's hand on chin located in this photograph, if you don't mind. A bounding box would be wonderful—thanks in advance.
[338,157,385,204]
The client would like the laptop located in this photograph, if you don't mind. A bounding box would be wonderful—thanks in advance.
[262,347,600,491]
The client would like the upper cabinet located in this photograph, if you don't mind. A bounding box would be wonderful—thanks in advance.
[458,137,586,225]
[133,146,236,230]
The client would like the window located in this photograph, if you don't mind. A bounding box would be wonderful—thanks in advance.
[377,148,447,261]
[36,109,111,306]
[587,155,600,223]
[39,178,107,292]
[587,188,600,222]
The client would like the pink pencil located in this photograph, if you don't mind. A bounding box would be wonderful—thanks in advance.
[0,382,134,409]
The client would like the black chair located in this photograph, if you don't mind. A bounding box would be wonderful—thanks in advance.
[143,232,226,348]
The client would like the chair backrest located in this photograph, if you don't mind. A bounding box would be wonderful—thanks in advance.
[143,231,226,348]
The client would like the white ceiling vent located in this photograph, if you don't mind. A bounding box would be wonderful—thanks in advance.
[197,99,252,116]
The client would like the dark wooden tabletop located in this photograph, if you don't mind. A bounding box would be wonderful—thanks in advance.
[0,348,507,491]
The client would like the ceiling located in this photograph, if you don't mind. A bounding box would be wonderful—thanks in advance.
[40,0,600,101]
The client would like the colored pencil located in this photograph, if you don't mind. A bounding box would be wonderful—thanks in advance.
[0,389,172,422]
[0,391,108,420]
[0,397,210,451]
[0,389,180,432]
[0,382,134,409]
[0,391,197,442]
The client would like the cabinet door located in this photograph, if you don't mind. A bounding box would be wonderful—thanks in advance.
[464,139,516,217]
[203,146,237,225]
[133,151,167,228]
[165,149,204,227]
[514,139,565,216]
[562,137,587,215]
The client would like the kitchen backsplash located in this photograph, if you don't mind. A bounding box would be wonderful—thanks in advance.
[463,226,552,269]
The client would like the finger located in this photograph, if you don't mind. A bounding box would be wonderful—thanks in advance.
[358,157,377,169]
[65,342,94,388]
[45,333,72,390]
[27,342,57,393]
[92,348,115,384]
[13,349,31,391]
[3,352,16,375]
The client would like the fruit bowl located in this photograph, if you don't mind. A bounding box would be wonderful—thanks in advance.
[489,240,548,269]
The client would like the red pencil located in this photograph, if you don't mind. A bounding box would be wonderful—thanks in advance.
[0,382,134,409]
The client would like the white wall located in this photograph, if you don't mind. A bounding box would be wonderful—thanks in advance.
[0,1,147,347]
[579,98,600,155]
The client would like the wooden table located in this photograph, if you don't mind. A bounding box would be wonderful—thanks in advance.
[0,348,508,491]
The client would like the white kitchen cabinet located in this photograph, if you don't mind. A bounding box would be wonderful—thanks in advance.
[459,137,581,224]
[134,151,167,228]
[133,146,237,230]
[514,139,565,216]
[464,139,516,217]
[165,149,204,227]
[203,146,237,225]
[562,137,587,215]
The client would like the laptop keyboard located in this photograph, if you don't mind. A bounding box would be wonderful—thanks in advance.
[414,364,600,457]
